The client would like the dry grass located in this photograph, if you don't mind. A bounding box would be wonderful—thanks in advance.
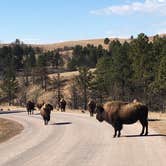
[0,105,25,111]
[33,38,129,51]
[31,34,166,51]
[49,68,96,102]
[49,68,95,79]
[0,118,23,143]
[148,112,166,135]
[1,34,165,51]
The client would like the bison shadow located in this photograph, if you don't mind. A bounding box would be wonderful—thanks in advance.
[123,134,166,138]
[51,122,72,126]
[148,118,162,121]
[34,113,41,115]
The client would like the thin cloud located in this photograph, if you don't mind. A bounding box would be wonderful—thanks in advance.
[90,0,166,15]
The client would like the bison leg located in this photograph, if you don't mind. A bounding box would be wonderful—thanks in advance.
[113,129,121,137]
[43,117,47,125]
[113,129,117,138]
[139,119,148,136]
[144,121,148,136]
[44,119,48,125]
[140,125,145,136]
[90,112,93,117]
[114,122,122,137]
[118,130,121,137]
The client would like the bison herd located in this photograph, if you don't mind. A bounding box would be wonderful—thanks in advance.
[26,98,149,137]
[26,99,66,125]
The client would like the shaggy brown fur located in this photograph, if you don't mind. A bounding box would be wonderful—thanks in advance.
[26,101,35,115]
[36,102,45,110]
[40,104,53,125]
[96,101,148,137]
[88,100,96,117]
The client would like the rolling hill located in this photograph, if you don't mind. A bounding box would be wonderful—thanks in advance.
[33,34,166,51]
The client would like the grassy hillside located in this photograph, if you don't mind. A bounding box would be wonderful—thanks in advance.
[33,38,129,51]
[32,34,166,51]
[1,34,165,51]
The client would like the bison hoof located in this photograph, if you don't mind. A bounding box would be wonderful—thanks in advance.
[144,132,148,136]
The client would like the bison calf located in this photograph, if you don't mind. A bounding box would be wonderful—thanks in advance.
[40,104,53,125]
[96,101,148,137]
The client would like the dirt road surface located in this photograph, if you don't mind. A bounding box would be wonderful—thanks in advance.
[0,111,165,166]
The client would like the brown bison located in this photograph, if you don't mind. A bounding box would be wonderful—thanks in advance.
[88,100,96,117]
[36,101,45,110]
[40,103,53,125]
[96,101,148,137]
[26,100,35,115]
[59,99,66,112]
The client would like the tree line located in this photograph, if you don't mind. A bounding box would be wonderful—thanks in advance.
[71,33,166,111]
[0,39,63,105]
[0,33,166,111]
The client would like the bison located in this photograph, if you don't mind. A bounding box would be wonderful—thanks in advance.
[26,100,35,115]
[40,103,53,125]
[59,99,66,112]
[88,100,96,117]
[36,101,45,110]
[96,101,148,137]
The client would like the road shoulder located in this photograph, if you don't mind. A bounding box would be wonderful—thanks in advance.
[0,118,24,143]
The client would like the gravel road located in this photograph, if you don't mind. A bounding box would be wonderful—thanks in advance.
[0,111,166,166]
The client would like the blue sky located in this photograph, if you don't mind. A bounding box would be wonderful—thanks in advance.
[0,0,165,44]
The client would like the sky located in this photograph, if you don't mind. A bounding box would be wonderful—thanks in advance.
[0,0,166,44]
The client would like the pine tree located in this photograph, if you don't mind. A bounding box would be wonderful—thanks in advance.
[76,67,92,110]
[36,54,48,91]
[158,55,166,89]
[1,62,18,105]
[104,38,110,45]
[95,56,112,100]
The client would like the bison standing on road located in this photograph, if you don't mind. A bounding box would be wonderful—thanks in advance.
[96,101,148,137]
[26,101,35,115]
[59,99,66,112]
[40,103,53,125]
[88,100,96,117]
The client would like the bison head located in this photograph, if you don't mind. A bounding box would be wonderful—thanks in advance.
[96,104,105,122]
[43,103,53,112]
[46,104,53,111]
